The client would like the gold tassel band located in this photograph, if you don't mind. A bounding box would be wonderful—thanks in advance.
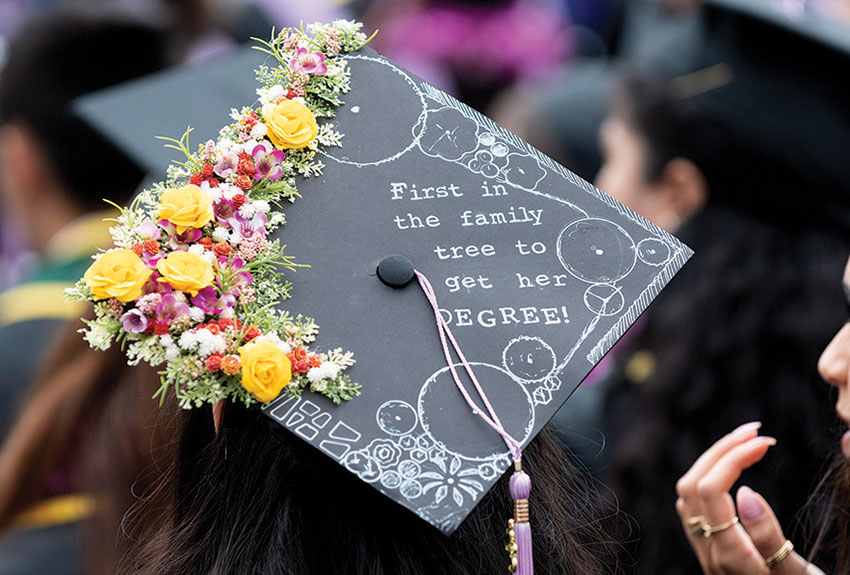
[514,498,529,523]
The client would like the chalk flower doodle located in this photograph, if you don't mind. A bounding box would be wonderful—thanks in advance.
[367,438,404,468]
[420,455,484,507]
[66,21,375,409]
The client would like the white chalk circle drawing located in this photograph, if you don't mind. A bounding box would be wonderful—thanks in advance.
[467,149,501,178]
[502,336,558,383]
[418,363,535,461]
[637,238,673,266]
[322,55,427,166]
[376,400,418,436]
[419,106,479,161]
[557,218,637,283]
[583,283,625,316]
[502,153,547,191]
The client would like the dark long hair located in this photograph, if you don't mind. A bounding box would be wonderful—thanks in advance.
[119,405,623,575]
[601,75,850,574]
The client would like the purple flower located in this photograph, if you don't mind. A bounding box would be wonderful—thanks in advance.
[214,199,236,223]
[214,153,239,178]
[251,143,286,181]
[158,220,203,251]
[143,272,172,295]
[191,286,236,315]
[289,48,328,76]
[156,294,190,322]
[120,309,148,333]
[228,211,267,241]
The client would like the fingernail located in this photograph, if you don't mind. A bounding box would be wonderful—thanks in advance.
[738,486,765,521]
[731,421,762,438]
[753,436,777,447]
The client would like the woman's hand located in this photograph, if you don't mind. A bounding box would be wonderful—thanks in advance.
[675,422,822,574]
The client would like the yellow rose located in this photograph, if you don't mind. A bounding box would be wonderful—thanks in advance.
[262,100,318,150]
[83,249,152,302]
[239,338,292,403]
[157,184,214,234]
[156,251,214,296]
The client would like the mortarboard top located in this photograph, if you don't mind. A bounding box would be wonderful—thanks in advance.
[74,37,692,534]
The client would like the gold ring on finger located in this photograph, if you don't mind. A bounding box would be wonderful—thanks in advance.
[686,515,707,537]
[701,516,739,538]
[764,540,793,569]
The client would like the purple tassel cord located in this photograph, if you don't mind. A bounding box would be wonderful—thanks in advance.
[415,271,534,574]
[509,467,533,574]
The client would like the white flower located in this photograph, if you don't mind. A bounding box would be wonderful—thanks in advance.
[217,138,236,155]
[252,200,270,213]
[229,231,243,245]
[212,227,230,241]
[82,325,114,350]
[178,331,200,351]
[332,19,360,35]
[165,345,179,362]
[258,84,285,106]
[202,181,222,202]
[172,291,187,303]
[238,204,256,219]
[196,330,226,357]
[307,362,340,383]
[220,307,235,319]
[188,307,206,323]
[257,333,291,354]
[202,251,217,264]
[160,334,174,346]
[188,244,205,256]
[251,123,268,139]
[220,183,239,201]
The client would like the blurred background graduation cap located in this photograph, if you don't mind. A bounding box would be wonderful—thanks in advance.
[74,42,691,532]
[688,0,850,233]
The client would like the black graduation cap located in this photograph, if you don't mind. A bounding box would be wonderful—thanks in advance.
[681,0,850,230]
[75,41,692,534]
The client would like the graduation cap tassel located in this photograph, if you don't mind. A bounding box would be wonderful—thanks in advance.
[414,270,534,574]
[509,463,533,575]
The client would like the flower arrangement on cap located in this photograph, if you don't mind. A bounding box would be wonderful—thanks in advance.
[67,21,375,411]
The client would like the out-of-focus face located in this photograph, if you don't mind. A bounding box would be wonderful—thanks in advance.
[594,116,654,217]
[595,114,686,232]
[818,255,850,458]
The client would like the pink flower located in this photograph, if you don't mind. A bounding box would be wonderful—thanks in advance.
[289,48,327,76]
[251,143,286,181]
[227,211,267,241]
[158,219,203,251]
[214,153,239,179]
[136,220,162,241]
[137,292,163,315]
[156,293,190,322]
[214,199,236,224]
[191,286,236,315]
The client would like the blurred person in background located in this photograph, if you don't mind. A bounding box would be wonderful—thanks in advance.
[491,0,705,182]
[0,10,170,574]
[365,0,573,114]
[587,2,850,573]
[0,8,168,435]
